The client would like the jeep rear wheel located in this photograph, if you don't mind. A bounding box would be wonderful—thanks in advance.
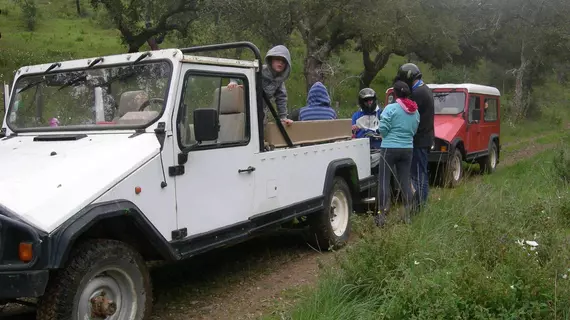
[37,239,152,320]
[443,148,463,188]
[479,142,498,174]
[309,177,352,251]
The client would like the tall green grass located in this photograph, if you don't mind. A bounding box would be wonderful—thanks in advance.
[272,143,570,319]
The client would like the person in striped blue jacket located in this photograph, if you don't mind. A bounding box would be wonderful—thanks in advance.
[298,82,337,121]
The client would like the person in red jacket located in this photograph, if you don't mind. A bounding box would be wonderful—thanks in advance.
[395,63,435,212]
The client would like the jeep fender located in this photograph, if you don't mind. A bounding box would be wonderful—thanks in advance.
[323,159,360,200]
[489,134,500,160]
[450,138,466,159]
[47,200,179,269]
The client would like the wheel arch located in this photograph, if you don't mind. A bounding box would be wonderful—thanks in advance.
[47,200,179,269]
[451,138,466,159]
[490,134,500,160]
[323,158,360,202]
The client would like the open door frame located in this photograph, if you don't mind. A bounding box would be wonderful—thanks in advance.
[3,83,9,112]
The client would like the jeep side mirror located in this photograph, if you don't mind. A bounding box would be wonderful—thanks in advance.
[193,108,219,142]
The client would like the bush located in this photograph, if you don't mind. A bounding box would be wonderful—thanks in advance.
[553,139,570,184]
[15,0,38,31]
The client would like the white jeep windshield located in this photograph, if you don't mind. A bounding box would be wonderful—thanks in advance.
[433,92,466,115]
[7,61,171,131]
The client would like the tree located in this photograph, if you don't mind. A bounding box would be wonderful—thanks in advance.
[215,0,366,91]
[485,0,570,120]
[215,0,295,47]
[90,0,202,53]
[355,0,492,89]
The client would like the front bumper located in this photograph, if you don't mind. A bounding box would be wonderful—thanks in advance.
[0,270,49,299]
[0,206,48,299]
[428,151,449,164]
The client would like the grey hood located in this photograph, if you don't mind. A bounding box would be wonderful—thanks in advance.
[263,45,291,82]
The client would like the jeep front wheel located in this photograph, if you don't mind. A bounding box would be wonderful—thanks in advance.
[309,176,352,251]
[37,239,152,320]
[443,148,463,188]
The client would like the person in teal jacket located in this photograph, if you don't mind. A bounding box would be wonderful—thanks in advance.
[375,80,420,227]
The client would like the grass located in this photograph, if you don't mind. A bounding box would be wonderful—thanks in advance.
[264,138,570,320]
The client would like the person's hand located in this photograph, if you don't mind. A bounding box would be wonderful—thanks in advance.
[282,119,294,126]
[351,125,359,132]
[227,82,238,90]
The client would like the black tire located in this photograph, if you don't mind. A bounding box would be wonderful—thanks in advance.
[479,141,498,174]
[443,148,463,188]
[37,239,152,320]
[309,177,352,251]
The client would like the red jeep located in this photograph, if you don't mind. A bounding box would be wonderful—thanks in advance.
[385,83,501,187]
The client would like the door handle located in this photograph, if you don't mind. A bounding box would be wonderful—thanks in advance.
[238,166,256,174]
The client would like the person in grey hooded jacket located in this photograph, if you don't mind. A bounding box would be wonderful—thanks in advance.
[228,45,293,125]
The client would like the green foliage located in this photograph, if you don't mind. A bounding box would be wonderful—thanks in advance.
[279,147,570,319]
[14,0,37,31]
[553,137,570,185]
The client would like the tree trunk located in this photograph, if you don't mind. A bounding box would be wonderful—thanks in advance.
[513,41,530,122]
[76,0,81,16]
[360,47,391,89]
[128,44,140,53]
[304,55,324,92]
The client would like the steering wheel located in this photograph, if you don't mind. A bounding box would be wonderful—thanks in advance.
[139,98,165,111]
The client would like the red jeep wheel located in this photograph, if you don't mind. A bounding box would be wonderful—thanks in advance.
[443,148,463,188]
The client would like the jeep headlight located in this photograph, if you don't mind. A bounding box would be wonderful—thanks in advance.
[433,138,450,152]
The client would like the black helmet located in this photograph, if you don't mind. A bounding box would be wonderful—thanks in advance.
[358,88,377,114]
[397,63,422,88]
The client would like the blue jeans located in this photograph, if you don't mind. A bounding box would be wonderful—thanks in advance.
[411,147,429,209]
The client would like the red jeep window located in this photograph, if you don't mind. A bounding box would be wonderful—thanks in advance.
[468,96,481,122]
[434,92,466,115]
[484,98,498,122]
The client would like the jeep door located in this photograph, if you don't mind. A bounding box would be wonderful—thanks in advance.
[466,94,484,153]
[172,64,257,238]
[480,96,500,148]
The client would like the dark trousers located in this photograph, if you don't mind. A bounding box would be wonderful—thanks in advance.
[411,147,429,209]
[377,148,414,216]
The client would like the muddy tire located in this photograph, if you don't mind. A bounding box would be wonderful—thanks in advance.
[309,177,352,251]
[443,148,463,188]
[37,239,152,320]
[479,141,499,174]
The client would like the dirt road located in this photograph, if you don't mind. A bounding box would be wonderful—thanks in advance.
[1,129,565,320]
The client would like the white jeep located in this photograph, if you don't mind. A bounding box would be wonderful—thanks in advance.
[0,42,375,319]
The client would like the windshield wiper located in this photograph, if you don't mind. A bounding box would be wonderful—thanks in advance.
[57,57,105,91]
[16,62,63,94]
[18,79,46,94]
[57,74,88,91]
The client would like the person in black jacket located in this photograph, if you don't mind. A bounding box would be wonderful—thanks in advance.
[396,63,434,211]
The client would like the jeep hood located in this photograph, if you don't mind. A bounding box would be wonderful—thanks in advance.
[434,115,465,142]
[0,133,160,232]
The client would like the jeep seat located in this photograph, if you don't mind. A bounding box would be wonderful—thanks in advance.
[114,90,159,125]
[264,119,353,148]
[214,86,246,143]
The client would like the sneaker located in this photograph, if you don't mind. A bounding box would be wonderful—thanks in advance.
[374,212,386,227]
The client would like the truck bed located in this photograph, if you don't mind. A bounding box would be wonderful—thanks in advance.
[253,120,372,215]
